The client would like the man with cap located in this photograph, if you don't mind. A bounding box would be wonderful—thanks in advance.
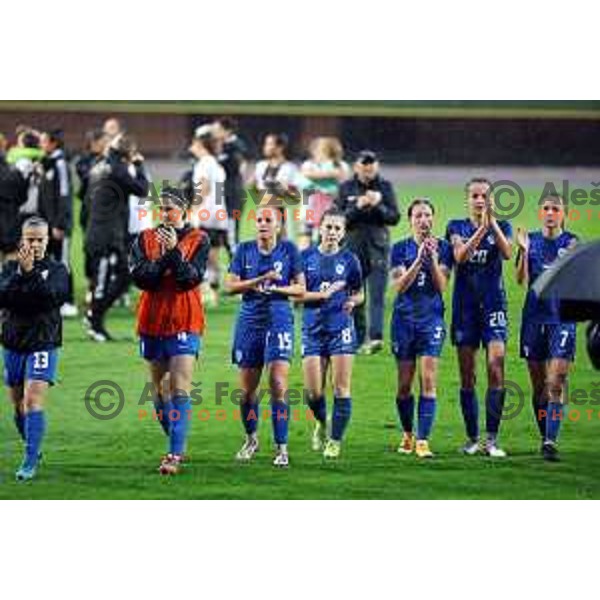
[336,151,400,354]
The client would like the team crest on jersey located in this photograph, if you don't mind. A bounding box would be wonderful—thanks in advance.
[274,261,283,273]
[336,263,345,275]
[487,235,495,245]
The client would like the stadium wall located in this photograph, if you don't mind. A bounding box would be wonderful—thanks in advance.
[0,102,598,165]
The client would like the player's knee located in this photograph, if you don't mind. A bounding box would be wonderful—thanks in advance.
[24,387,46,410]
[398,382,412,398]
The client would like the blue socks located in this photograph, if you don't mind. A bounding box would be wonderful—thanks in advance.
[154,397,170,436]
[417,396,436,441]
[167,396,192,456]
[271,402,289,445]
[14,411,26,441]
[546,402,564,443]
[242,401,259,435]
[460,389,479,441]
[485,388,506,437]
[533,395,548,438]
[24,410,46,468]
[396,395,415,433]
[308,395,327,424]
[331,397,352,442]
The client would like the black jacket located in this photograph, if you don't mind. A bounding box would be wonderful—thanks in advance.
[0,155,28,252]
[218,135,247,210]
[75,152,102,231]
[86,150,149,253]
[38,149,73,234]
[0,257,70,352]
[336,174,400,252]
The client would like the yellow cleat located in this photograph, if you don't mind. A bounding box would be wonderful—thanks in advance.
[397,432,415,455]
[415,440,434,459]
[323,439,341,459]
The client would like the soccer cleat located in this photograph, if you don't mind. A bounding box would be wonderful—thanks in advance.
[483,441,507,458]
[159,453,183,475]
[273,448,289,468]
[323,439,341,459]
[15,463,37,482]
[358,340,384,356]
[60,303,79,318]
[461,439,481,455]
[542,442,560,462]
[398,432,415,454]
[236,436,259,462]
[415,440,434,459]
[87,326,114,343]
[312,421,327,452]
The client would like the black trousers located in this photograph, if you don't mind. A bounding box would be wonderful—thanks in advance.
[87,246,130,329]
[48,237,75,305]
[348,240,389,346]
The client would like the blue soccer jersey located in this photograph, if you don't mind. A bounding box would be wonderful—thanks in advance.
[230,240,302,367]
[300,246,363,357]
[522,230,578,324]
[390,237,453,359]
[520,230,578,361]
[445,219,513,347]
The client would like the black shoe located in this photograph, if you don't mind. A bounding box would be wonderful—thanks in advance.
[87,325,114,343]
[542,442,560,462]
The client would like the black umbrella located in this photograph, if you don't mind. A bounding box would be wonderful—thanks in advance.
[532,240,600,322]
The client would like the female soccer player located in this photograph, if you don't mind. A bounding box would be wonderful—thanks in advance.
[391,199,453,459]
[225,206,305,468]
[296,208,363,459]
[446,178,512,457]
[130,187,210,475]
[298,137,350,248]
[0,216,69,481]
[516,194,578,461]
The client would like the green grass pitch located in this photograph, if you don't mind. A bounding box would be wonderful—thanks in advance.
[1,183,600,499]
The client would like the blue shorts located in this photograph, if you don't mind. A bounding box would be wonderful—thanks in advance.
[3,348,59,387]
[392,315,446,360]
[520,322,576,362]
[302,324,357,358]
[232,321,294,368]
[140,333,202,362]
[452,303,508,348]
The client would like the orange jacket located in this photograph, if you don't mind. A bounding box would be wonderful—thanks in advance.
[130,226,209,337]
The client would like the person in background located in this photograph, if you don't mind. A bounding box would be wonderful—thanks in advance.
[85,134,149,341]
[75,129,107,236]
[7,128,44,222]
[0,133,28,269]
[103,117,123,140]
[75,129,108,311]
[38,129,78,318]
[190,124,227,307]
[336,150,400,355]
[250,133,299,240]
[214,117,247,256]
[298,136,349,249]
